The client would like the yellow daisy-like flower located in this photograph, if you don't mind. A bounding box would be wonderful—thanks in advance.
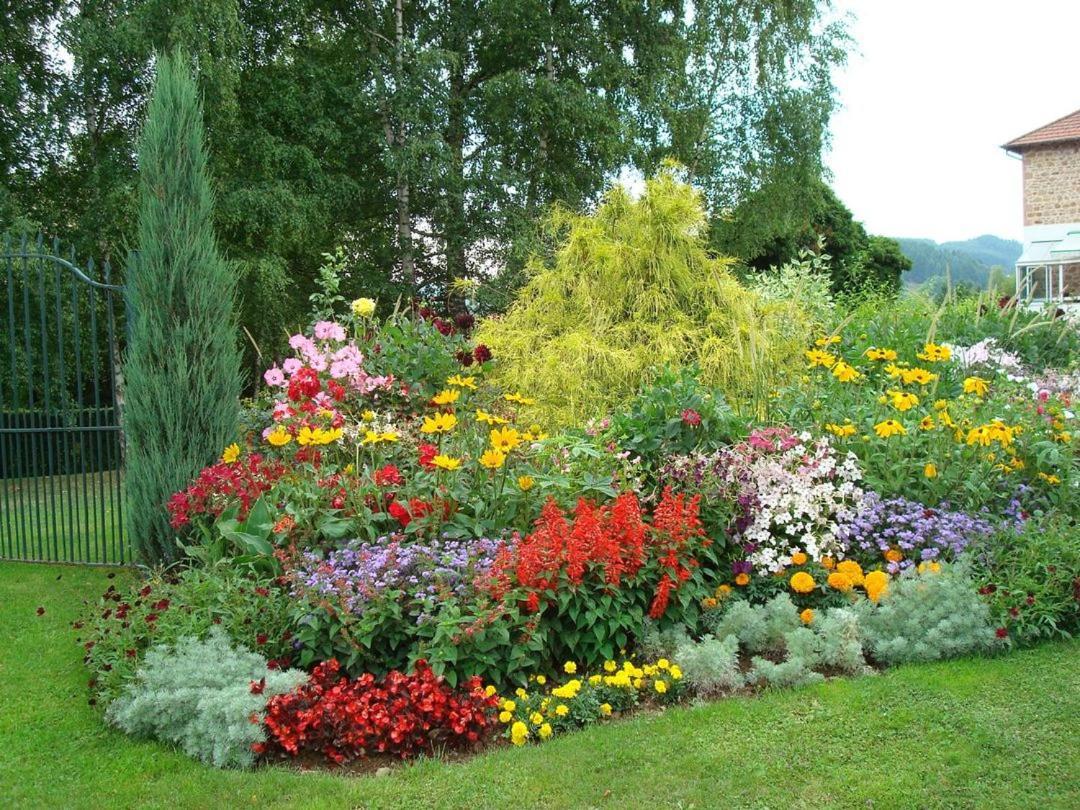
[789,571,815,594]
[919,415,935,431]
[832,361,860,383]
[504,392,538,406]
[917,342,952,362]
[266,426,292,447]
[804,349,838,368]
[432,388,460,406]
[446,374,477,389]
[888,389,919,412]
[864,347,898,361]
[517,475,535,492]
[1038,471,1062,485]
[899,367,938,386]
[296,426,315,446]
[479,448,506,469]
[362,430,398,445]
[963,376,990,398]
[431,454,462,471]
[420,412,457,434]
[825,422,856,438]
[874,419,906,438]
[475,409,509,425]
[815,335,842,347]
[800,608,814,625]
[362,409,376,421]
[221,443,240,464]
[490,426,522,453]
[924,462,938,479]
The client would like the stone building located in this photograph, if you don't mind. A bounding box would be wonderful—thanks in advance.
[1004,109,1080,305]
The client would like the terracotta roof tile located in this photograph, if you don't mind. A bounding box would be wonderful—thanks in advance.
[1004,108,1080,151]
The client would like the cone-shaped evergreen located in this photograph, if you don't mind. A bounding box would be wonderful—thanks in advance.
[124,51,241,564]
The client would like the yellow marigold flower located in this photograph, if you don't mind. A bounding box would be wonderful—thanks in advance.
[431,454,462,471]
[669,665,682,680]
[420,411,457,434]
[885,548,903,563]
[888,389,919,412]
[864,347,898,361]
[515,687,528,699]
[555,704,569,717]
[821,556,836,570]
[517,475,535,491]
[656,658,670,670]
[484,684,497,697]
[917,561,943,574]
[351,297,376,318]
[221,443,240,464]
[924,462,938,479]
[589,674,602,685]
[504,392,538,406]
[825,422,857,438]
[917,342,951,362]
[789,571,815,594]
[735,572,750,586]
[499,711,512,723]
[603,660,617,673]
[475,409,509,425]
[490,426,522,452]
[563,661,577,675]
[654,680,668,694]
[800,608,814,625]
[827,571,854,592]
[790,551,808,566]
[1056,431,1072,444]
[362,409,376,421]
[538,723,553,739]
[716,583,733,597]
[832,361,860,383]
[805,349,837,368]
[874,419,906,439]
[836,559,864,586]
[501,699,515,711]
[600,703,612,716]
[963,376,990,398]
[266,426,292,447]
[633,678,643,690]
[530,711,543,725]
[933,399,948,411]
[702,596,718,609]
[510,721,529,745]
[535,675,546,685]
[446,374,477,389]
[1038,471,1062,485]
[864,570,889,603]
[479,448,506,469]
[432,388,460,406]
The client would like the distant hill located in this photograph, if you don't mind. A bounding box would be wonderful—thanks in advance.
[896,235,1022,288]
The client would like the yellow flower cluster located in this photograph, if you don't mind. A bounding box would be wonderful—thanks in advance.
[965,420,1018,448]
[916,342,952,363]
[297,426,343,446]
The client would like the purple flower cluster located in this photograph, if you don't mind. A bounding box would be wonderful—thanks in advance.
[290,535,507,619]
[838,493,994,572]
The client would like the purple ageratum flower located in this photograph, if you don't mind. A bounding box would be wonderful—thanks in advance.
[289,535,509,618]
[837,493,996,571]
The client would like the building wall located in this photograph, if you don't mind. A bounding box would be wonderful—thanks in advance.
[1022,142,1080,225]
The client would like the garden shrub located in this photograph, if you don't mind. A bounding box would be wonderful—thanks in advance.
[125,51,242,564]
[81,566,296,703]
[969,515,1080,645]
[750,627,825,688]
[262,658,498,762]
[813,608,868,675]
[672,633,744,696]
[857,564,998,665]
[474,166,811,425]
[705,594,802,655]
[105,628,306,768]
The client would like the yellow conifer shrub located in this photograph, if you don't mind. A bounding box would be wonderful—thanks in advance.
[475,168,812,425]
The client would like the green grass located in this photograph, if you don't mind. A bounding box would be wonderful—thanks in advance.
[3,562,1078,809]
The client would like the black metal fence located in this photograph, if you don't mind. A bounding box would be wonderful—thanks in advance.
[0,235,128,564]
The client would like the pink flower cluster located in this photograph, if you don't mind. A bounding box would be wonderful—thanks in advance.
[262,322,391,396]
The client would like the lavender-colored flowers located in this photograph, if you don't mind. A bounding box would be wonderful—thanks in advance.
[837,493,994,572]
[290,535,508,619]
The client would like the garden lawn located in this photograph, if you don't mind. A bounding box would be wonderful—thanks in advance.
[2,563,1078,810]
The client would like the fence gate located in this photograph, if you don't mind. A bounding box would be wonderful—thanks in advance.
[0,234,127,564]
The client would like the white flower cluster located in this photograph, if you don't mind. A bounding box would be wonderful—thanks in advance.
[948,338,1025,380]
[721,430,865,573]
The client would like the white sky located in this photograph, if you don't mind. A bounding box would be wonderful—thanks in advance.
[828,0,1080,244]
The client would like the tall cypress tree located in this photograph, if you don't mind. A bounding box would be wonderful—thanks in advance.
[124,50,240,564]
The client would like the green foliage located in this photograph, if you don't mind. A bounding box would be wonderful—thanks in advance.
[83,565,296,703]
[124,51,241,564]
[750,627,825,688]
[672,633,744,696]
[812,608,869,675]
[858,565,998,665]
[475,168,811,425]
[105,627,306,768]
[705,594,803,655]
[605,367,740,479]
[969,515,1080,646]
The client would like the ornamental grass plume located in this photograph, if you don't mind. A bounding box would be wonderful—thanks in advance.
[473,166,812,425]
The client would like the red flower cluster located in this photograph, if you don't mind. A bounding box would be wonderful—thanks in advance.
[287,366,321,402]
[262,659,498,763]
[373,464,403,487]
[166,454,286,528]
[648,487,707,618]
